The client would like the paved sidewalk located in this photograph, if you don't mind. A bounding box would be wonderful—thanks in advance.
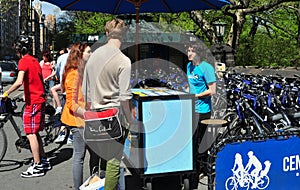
[0,85,211,190]
[0,134,210,190]
[0,147,210,190]
[0,125,80,189]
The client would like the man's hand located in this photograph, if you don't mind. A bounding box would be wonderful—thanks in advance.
[0,91,9,99]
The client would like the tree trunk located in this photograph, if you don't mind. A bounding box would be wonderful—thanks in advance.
[190,11,217,44]
[297,2,300,48]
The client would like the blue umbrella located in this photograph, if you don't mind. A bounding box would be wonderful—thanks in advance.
[42,0,230,14]
[42,0,230,60]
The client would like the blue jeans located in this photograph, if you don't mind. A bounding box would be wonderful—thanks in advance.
[45,80,55,94]
[70,127,101,190]
[71,127,86,190]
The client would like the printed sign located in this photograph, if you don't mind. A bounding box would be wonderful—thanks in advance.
[216,136,300,190]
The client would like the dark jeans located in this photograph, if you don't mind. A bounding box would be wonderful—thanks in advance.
[191,112,211,189]
[194,112,211,152]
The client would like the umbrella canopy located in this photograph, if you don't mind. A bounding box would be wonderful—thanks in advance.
[42,0,230,14]
[42,0,230,60]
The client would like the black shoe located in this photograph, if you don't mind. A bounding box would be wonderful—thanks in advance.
[41,157,52,170]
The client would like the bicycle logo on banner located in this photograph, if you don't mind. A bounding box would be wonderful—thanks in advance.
[225,151,272,190]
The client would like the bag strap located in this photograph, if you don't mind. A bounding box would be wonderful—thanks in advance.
[85,70,89,111]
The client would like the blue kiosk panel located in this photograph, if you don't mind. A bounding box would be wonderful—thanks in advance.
[124,88,194,175]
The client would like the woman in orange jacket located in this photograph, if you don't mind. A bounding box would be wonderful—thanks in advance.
[60,42,98,190]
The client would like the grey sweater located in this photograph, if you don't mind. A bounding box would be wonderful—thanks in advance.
[82,44,132,110]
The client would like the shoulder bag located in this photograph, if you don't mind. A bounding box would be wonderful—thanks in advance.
[83,107,123,141]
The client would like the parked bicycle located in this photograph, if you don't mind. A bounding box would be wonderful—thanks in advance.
[214,72,300,141]
[0,96,69,162]
[202,71,300,190]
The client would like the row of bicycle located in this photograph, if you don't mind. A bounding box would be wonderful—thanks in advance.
[211,71,300,147]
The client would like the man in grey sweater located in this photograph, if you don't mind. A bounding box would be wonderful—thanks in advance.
[82,18,132,190]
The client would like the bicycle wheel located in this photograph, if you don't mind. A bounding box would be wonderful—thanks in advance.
[212,94,228,119]
[215,114,239,142]
[42,114,70,154]
[226,117,249,137]
[257,176,270,189]
[230,118,267,139]
[225,176,238,190]
[40,102,68,154]
[222,112,238,126]
[0,127,8,162]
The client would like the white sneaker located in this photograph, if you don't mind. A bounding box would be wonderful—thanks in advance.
[54,131,66,143]
[67,134,73,145]
[55,107,62,115]
[21,163,45,178]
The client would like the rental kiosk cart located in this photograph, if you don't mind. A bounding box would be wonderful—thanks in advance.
[123,87,195,190]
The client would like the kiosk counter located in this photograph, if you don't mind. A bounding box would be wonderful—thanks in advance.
[123,87,195,189]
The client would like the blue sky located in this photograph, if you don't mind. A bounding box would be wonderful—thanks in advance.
[35,0,60,16]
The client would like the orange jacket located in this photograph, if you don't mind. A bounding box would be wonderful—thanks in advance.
[61,69,85,127]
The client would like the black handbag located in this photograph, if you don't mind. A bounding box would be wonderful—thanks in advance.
[83,107,122,141]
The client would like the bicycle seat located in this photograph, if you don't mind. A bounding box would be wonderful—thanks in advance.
[45,104,56,116]
[285,107,300,119]
[267,113,283,122]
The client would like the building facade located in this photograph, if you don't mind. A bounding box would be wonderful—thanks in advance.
[0,0,55,60]
[0,0,19,60]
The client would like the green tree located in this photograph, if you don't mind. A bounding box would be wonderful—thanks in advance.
[231,1,300,66]
[55,11,113,49]
[72,12,113,34]
[54,0,300,66]
[55,11,76,51]
[188,0,300,66]
[0,0,18,20]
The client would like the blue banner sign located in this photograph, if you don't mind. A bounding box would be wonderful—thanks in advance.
[216,136,300,190]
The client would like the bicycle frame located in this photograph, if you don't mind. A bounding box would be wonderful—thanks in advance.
[0,97,68,162]
[0,112,23,138]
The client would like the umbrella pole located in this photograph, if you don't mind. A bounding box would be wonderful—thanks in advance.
[129,0,144,61]
[134,2,140,83]
[135,5,139,61]
[130,0,146,83]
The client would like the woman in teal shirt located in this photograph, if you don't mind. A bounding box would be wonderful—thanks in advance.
[187,43,216,189]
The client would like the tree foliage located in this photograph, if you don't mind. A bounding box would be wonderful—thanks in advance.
[237,5,300,66]
[0,0,18,20]
[72,12,114,34]
[54,0,300,66]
